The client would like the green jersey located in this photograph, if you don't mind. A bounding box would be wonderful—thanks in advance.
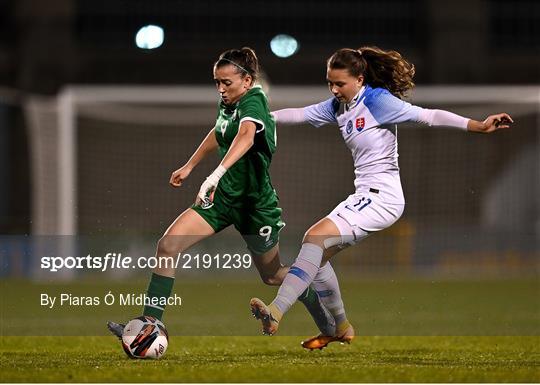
[214,86,277,208]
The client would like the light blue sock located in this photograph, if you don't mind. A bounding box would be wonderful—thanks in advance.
[272,243,323,314]
[311,262,347,327]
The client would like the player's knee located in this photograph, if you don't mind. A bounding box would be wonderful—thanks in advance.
[157,235,182,257]
[302,231,327,249]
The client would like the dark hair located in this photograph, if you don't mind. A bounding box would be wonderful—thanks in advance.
[214,47,260,83]
[327,46,415,99]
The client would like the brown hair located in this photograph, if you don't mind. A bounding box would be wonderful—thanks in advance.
[327,46,415,99]
[215,47,260,83]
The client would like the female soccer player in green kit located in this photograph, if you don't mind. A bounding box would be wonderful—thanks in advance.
[107,47,335,350]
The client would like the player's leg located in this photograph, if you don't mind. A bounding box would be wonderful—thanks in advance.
[250,218,342,335]
[303,219,356,337]
[301,241,357,349]
[250,243,288,285]
[107,207,217,340]
[251,193,404,337]
[240,200,335,336]
[311,259,351,335]
[251,243,335,336]
[251,218,340,334]
[312,194,404,345]
[143,208,216,320]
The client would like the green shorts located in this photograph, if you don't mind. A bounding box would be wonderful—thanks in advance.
[191,194,285,255]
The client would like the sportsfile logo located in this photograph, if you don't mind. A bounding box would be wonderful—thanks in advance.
[40,252,253,271]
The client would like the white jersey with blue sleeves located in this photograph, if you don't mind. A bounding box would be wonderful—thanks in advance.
[304,85,423,204]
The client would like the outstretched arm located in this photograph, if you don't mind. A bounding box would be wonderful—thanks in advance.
[417,109,513,133]
[273,97,338,127]
[272,108,307,124]
[169,128,218,187]
[367,89,514,133]
[196,120,257,205]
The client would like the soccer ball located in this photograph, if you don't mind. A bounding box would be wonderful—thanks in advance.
[121,316,169,359]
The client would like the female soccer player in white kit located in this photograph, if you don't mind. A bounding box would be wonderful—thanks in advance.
[250,46,513,350]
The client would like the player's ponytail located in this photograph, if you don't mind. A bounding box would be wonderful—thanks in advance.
[215,47,260,84]
[327,47,415,99]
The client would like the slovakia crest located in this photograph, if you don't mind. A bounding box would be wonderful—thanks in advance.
[346,120,353,134]
[356,117,365,131]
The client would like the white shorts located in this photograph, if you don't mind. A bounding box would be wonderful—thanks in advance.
[326,191,404,247]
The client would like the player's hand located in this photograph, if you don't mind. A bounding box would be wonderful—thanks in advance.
[471,113,513,133]
[195,178,217,206]
[195,165,227,206]
[169,165,192,187]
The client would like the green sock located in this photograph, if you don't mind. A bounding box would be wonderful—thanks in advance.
[298,286,317,305]
[143,273,174,321]
[297,286,335,335]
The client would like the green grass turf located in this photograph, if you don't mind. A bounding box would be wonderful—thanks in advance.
[1,278,539,382]
[1,336,539,382]
[1,278,538,335]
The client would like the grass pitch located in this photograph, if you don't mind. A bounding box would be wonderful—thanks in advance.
[1,277,539,382]
[1,336,539,382]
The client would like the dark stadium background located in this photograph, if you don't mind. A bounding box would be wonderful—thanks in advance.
[0,4,538,383]
[1,0,537,273]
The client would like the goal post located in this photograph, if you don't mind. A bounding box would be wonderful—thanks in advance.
[21,84,539,275]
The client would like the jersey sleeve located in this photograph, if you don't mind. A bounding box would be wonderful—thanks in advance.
[272,108,306,124]
[238,93,267,133]
[303,97,338,127]
[364,88,423,125]
[416,108,470,130]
